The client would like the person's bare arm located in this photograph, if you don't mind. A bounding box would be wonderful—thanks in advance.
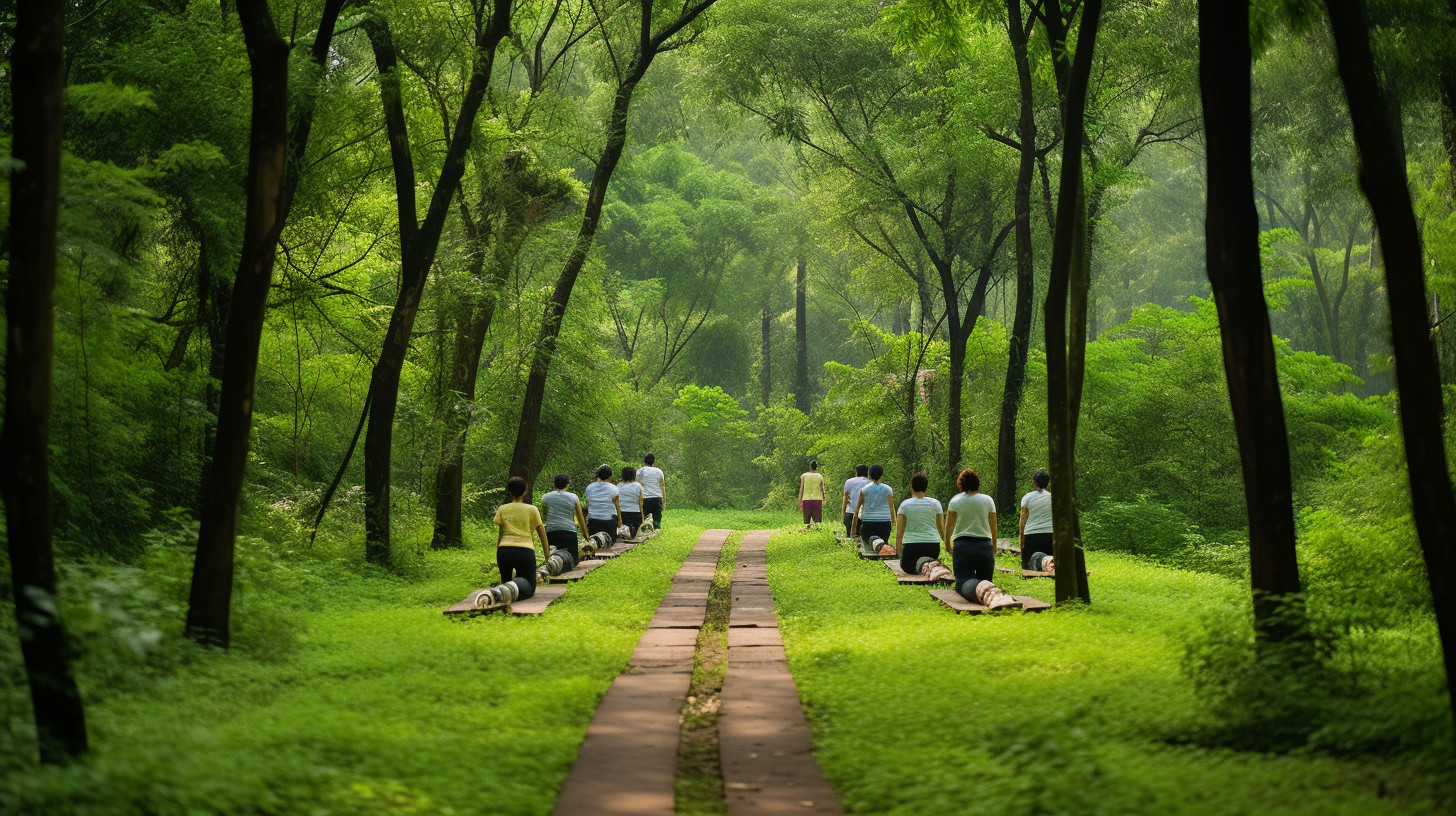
[1018,505,1029,541]
[936,512,946,546]
[535,522,550,557]
[576,502,589,538]
[944,510,958,546]
[613,496,622,525]
[894,512,906,550]
[851,493,865,535]
[841,488,850,518]
[989,511,998,550]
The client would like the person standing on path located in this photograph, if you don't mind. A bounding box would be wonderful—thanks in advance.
[798,459,826,531]
[618,465,645,540]
[894,472,944,575]
[851,464,894,551]
[541,473,590,562]
[583,464,623,541]
[493,476,550,600]
[1019,468,1054,571]
[638,453,666,530]
[841,464,870,540]
[944,468,1020,610]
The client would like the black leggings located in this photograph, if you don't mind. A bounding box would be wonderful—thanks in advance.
[621,511,642,538]
[496,547,536,600]
[953,536,995,601]
[1022,532,1053,570]
[858,520,892,548]
[900,541,939,575]
[643,497,663,529]
[843,512,855,538]
[587,518,618,539]
[547,530,578,562]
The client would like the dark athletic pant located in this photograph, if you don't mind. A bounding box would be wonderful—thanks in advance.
[1022,532,1053,570]
[496,546,536,600]
[900,541,939,576]
[621,511,643,538]
[547,530,578,562]
[953,536,995,602]
[858,520,892,549]
[643,497,663,529]
[843,512,855,538]
[587,518,618,540]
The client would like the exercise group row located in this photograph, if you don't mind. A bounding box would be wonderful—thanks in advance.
[798,462,1065,611]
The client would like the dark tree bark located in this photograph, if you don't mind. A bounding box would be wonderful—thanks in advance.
[361,1,513,565]
[3,0,89,764]
[1044,0,1100,606]
[508,0,719,491]
[1199,0,1306,642]
[185,0,292,647]
[1325,0,1456,732]
[996,0,1038,516]
[431,246,494,549]
[1442,0,1456,175]
[761,295,772,408]
[185,0,348,646]
[795,255,809,413]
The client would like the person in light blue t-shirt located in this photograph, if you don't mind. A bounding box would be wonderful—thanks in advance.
[851,464,894,552]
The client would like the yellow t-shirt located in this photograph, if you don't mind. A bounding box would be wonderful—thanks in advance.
[493,501,542,549]
[801,472,825,501]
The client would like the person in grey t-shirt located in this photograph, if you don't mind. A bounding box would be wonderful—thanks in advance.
[541,472,589,560]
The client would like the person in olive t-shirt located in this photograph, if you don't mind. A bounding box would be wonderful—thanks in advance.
[493,476,549,599]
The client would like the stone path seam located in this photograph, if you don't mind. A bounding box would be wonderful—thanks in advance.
[552,529,731,816]
[719,530,844,815]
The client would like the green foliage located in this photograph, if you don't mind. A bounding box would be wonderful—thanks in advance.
[670,385,758,507]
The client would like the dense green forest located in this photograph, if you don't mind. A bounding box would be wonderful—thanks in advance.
[4,0,1456,812]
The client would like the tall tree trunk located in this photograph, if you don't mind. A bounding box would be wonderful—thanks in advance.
[1044,0,1100,606]
[1199,0,1306,644]
[184,0,346,646]
[761,296,772,407]
[996,0,1038,516]
[507,0,719,493]
[3,0,88,764]
[431,255,492,549]
[361,2,512,565]
[795,255,809,413]
[185,0,291,647]
[1325,0,1456,734]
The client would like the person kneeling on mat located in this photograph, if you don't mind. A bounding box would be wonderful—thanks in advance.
[841,464,869,540]
[583,464,623,541]
[488,475,550,607]
[542,472,590,562]
[895,472,949,580]
[944,467,1020,610]
[618,465,645,540]
[851,464,894,554]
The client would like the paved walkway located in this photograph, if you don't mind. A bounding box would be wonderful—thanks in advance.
[720,531,842,815]
[552,529,730,816]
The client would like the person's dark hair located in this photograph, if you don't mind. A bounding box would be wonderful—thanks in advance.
[622,465,637,482]
[595,464,613,481]
[809,458,818,470]
[1033,468,1050,489]
[910,472,928,492]
[507,476,528,498]
[855,464,868,477]
[553,473,570,489]
[644,452,655,465]
[957,468,980,493]
[868,464,884,480]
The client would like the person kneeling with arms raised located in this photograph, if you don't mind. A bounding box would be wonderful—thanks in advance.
[896,472,954,582]
[944,468,1021,610]
[480,476,550,608]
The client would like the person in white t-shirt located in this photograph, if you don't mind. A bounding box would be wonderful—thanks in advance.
[618,465,645,540]
[1019,468,1055,571]
[583,464,622,540]
[894,472,945,576]
[841,464,870,540]
[944,467,1020,610]
[638,453,666,530]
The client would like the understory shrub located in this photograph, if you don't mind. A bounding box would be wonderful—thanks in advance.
[1082,493,1246,578]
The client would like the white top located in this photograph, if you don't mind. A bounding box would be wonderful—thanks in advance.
[541,490,581,533]
[897,496,943,543]
[859,482,894,521]
[1021,489,1053,535]
[948,491,996,539]
[638,465,665,498]
[843,476,870,511]
[583,481,619,520]
[618,482,644,513]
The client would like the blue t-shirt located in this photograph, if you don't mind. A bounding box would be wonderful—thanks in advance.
[859,482,894,522]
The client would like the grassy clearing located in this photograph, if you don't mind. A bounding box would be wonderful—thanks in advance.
[0,522,712,815]
[766,528,1456,816]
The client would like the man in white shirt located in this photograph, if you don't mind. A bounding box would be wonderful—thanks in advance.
[638,452,667,530]
[841,464,870,540]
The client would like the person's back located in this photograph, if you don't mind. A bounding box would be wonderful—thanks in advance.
[800,470,825,500]
[639,464,665,498]
[844,475,869,510]
[542,489,581,533]
[1021,489,1052,535]
[898,494,943,543]
[860,481,894,521]
[584,479,618,519]
[948,491,996,539]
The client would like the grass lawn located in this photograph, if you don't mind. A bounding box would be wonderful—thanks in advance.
[765,528,1456,816]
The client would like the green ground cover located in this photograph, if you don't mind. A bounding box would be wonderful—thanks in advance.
[0,522,718,816]
[766,528,1456,816]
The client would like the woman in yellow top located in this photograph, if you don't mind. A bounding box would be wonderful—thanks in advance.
[492,476,550,600]
[798,458,826,531]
